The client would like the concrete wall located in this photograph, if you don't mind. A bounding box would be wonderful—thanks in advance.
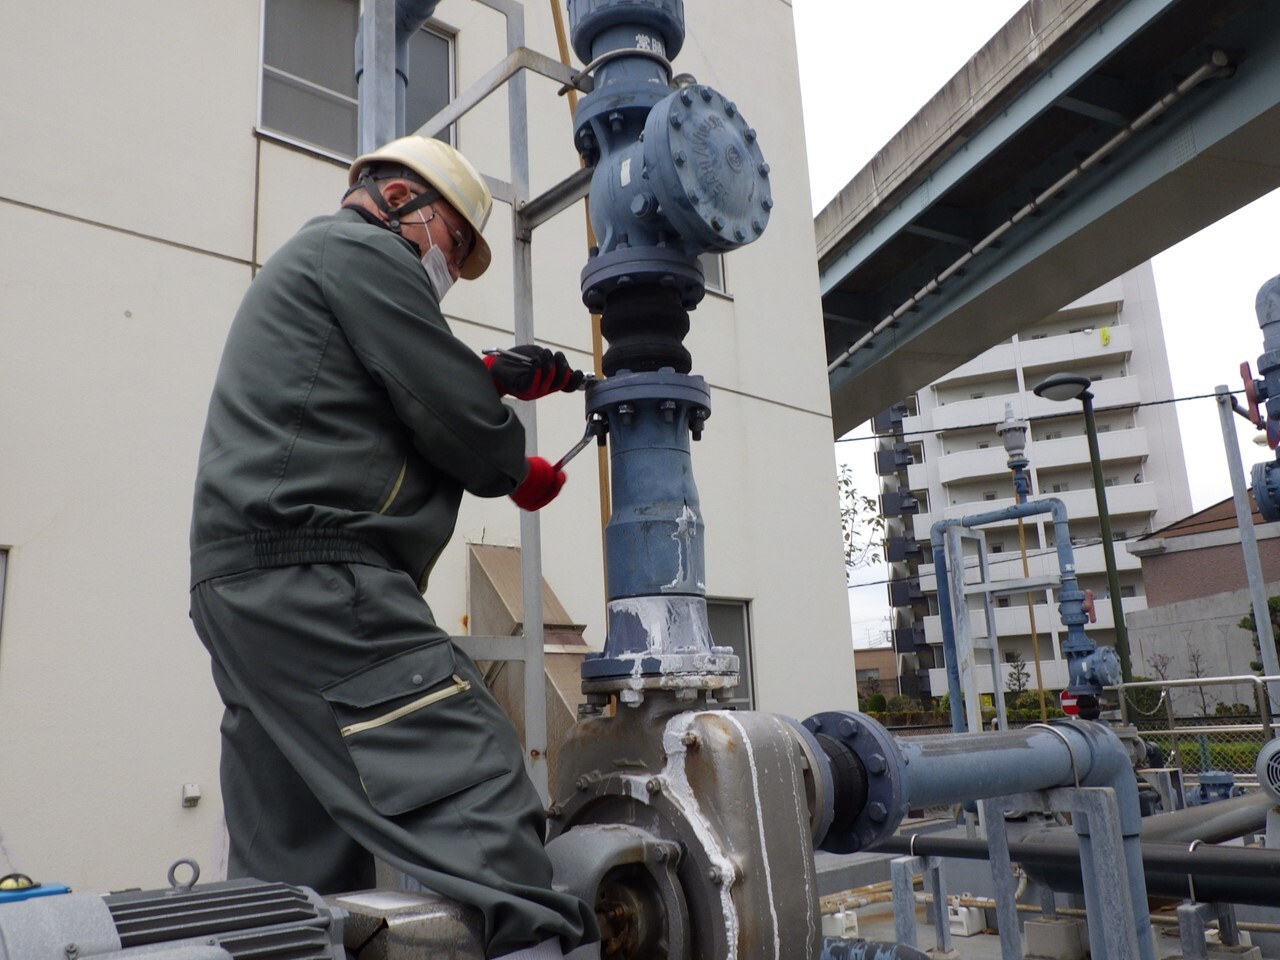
[1127,582,1272,686]
[0,0,852,892]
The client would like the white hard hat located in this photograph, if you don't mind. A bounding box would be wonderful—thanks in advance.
[350,136,493,280]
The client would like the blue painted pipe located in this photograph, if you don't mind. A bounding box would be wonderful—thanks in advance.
[895,721,1152,960]
[931,497,1114,731]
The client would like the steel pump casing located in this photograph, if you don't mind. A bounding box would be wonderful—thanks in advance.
[547,700,825,960]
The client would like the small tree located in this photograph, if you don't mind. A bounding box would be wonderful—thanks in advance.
[1237,595,1280,673]
[1187,647,1218,717]
[838,464,886,581]
[1005,651,1030,698]
[860,674,882,700]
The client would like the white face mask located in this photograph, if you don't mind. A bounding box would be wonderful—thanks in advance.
[415,210,455,301]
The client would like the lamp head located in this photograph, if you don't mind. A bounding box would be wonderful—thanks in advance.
[1033,372,1093,403]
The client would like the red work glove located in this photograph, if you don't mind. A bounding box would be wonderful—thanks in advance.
[510,456,566,511]
[484,344,585,399]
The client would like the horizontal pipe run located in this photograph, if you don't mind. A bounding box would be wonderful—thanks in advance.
[874,834,1280,907]
[896,727,1091,811]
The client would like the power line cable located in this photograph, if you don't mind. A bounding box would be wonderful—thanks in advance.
[836,389,1244,443]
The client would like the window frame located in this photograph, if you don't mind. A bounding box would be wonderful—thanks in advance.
[706,598,754,710]
[256,0,457,161]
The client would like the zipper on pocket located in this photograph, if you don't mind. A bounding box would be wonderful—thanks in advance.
[340,674,471,738]
[378,458,408,514]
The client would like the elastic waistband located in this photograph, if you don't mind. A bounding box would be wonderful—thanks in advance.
[191,528,394,588]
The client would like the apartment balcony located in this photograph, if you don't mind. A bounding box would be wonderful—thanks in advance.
[1030,426,1149,471]
[930,392,1025,432]
[1016,324,1133,371]
[1043,483,1159,524]
[928,658,1071,697]
[1023,374,1142,420]
[916,481,1157,535]
[920,594,1147,649]
[937,446,1017,485]
[940,340,1019,381]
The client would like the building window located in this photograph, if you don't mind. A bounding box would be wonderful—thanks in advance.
[970,392,985,400]
[1120,585,1137,598]
[976,442,990,450]
[707,600,754,709]
[0,549,7,650]
[903,395,919,417]
[1043,431,1063,441]
[983,491,997,501]
[907,441,925,464]
[700,254,727,294]
[1051,482,1069,493]
[261,0,454,158]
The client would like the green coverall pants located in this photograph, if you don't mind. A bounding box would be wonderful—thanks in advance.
[190,562,594,958]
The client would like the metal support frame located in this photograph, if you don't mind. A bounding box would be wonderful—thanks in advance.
[978,799,1023,960]
[404,0,594,802]
[1215,383,1280,708]
[1177,901,1245,959]
[890,855,953,955]
[981,787,1143,960]
[944,525,1012,734]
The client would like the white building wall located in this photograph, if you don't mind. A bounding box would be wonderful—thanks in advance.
[0,0,852,891]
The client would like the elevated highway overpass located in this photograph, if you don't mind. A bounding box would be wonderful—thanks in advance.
[817,0,1280,435]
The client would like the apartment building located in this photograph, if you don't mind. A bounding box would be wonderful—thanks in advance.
[874,262,1193,700]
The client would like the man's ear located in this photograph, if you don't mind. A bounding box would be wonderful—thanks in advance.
[380,179,414,208]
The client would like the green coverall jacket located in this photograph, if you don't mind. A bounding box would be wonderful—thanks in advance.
[191,207,527,590]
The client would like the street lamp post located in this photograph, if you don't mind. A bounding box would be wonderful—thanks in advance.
[1033,372,1134,684]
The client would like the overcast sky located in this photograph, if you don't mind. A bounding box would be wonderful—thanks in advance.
[791,0,1280,645]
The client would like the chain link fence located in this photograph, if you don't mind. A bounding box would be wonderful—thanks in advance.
[1116,675,1280,785]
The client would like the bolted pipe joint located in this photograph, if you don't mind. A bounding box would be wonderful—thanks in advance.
[567,0,771,338]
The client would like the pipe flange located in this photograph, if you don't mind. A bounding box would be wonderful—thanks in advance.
[643,85,771,252]
[585,369,710,417]
[567,0,686,65]
[581,245,706,312]
[781,715,836,845]
[803,711,906,853]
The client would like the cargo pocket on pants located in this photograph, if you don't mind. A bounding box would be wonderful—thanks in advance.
[322,641,511,816]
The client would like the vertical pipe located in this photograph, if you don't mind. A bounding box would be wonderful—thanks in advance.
[979,798,1023,960]
[931,522,967,731]
[494,2,550,802]
[358,0,397,153]
[1082,393,1133,682]
[1216,384,1280,707]
[1012,467,1049,721]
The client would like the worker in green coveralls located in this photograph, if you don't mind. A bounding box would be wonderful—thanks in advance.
[189,134,597,960]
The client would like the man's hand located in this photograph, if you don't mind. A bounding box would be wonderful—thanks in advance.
[510,456,566,511]
[484,344,585,399]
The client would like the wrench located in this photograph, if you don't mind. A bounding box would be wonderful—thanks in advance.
[482,348,596,390]
[553,421,599,472]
